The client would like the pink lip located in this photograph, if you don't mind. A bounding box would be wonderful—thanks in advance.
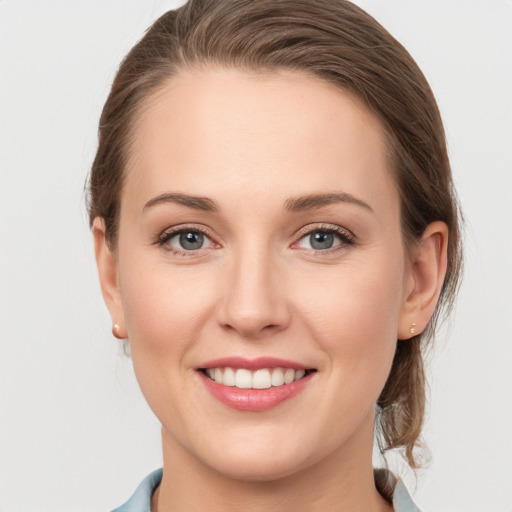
[200,373,313,411]
[198,356,309,371]
[197,357,315,411]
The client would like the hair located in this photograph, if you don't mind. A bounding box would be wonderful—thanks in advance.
[87,0,463,468]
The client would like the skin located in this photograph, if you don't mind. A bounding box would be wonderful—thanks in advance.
[94,68,448,511]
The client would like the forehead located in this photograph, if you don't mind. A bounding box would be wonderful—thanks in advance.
[123,67,398,217]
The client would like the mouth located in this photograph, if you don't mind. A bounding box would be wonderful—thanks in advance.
[197,357,317,411]
[199,367,316,389]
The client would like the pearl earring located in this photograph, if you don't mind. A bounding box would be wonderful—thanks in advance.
[112,323,123,339]
[409,323,417,335]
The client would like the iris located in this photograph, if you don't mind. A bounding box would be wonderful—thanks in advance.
[310,231,334,250]
[180,231,204,250]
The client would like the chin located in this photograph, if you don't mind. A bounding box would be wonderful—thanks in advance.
[206,452,310,482]
[189,428,323,483]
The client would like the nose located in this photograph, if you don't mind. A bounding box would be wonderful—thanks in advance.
[217,246,291,339]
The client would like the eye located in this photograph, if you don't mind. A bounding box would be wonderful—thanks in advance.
[157,226,217,254]
[170,230,206,251]
[305,231,337,250]
[294,225,355,252]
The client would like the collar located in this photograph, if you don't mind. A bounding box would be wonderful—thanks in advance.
[112,467,421,512]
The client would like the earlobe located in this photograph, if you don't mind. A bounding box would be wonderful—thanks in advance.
[398,221,449,340]
[92,218,127,338]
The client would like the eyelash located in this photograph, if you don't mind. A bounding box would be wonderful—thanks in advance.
[293,224,356,254]
[155,224,219,256]
[155,223,356,257]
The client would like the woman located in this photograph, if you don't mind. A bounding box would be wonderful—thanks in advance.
[88,0,462,510]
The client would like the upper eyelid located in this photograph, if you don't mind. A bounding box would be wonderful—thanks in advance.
[157,224,218,243]
[294,223,355,240]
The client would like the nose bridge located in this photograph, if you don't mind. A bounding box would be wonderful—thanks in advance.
[219,239,289,337]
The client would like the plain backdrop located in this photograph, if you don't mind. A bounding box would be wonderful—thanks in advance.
[1,1,511,511]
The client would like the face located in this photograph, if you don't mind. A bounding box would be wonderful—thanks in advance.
[102,68,416,480]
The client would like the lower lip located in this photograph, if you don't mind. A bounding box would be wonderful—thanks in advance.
[199,372,313,411]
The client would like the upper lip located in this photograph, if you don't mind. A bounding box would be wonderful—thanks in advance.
[198,357,311,371]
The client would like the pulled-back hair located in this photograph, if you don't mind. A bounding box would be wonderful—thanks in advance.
[88,0,463,468]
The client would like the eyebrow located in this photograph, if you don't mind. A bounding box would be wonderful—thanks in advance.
[142,191,373,215]
[143,193,220,213]
[284,192,374,213]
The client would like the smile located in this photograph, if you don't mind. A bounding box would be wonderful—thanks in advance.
[202,367,314,389]
[198,357,317,411]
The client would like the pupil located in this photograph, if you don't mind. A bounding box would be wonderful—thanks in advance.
[180,231,204,250]
[310,231,334,250]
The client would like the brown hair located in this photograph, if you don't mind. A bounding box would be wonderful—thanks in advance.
[88,0,463,468]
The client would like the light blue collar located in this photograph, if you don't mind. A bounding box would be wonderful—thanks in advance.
[393,478,422,511]
[111,467,421,512]
[111,468,162,512]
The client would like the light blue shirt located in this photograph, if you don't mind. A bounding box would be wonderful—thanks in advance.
[112,468,421,512]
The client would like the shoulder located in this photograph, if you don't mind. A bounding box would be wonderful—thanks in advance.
[111,468,163,512]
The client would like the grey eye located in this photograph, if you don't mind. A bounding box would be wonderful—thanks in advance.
[178,231,205,250]
[160,227,216,254]
[296,227,350,252]
[309,231,335,250]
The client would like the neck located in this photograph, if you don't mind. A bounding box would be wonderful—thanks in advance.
[154,416,392,512]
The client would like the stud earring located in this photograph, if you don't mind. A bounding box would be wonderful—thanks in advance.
[409,323,417,335]
[112,323,123,339]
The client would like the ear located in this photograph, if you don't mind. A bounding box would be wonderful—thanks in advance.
[398,221,449,340]
[92,217,127,338]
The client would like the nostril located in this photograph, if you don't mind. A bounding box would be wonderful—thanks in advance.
[221,321,285,338]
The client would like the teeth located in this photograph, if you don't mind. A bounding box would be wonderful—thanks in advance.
[253,369,272,389]
[235,368,252,389]
[284,368,295,384]
[271,368,284,386]
[223,367,236,386]
[294,369,306,381]
[205,367,309,389]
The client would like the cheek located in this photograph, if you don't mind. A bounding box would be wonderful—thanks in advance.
[295,254,404,383]
[116,255,223,423]
[118,255,219,359]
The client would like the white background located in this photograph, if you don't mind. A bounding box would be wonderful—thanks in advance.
[1,1,511,511]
